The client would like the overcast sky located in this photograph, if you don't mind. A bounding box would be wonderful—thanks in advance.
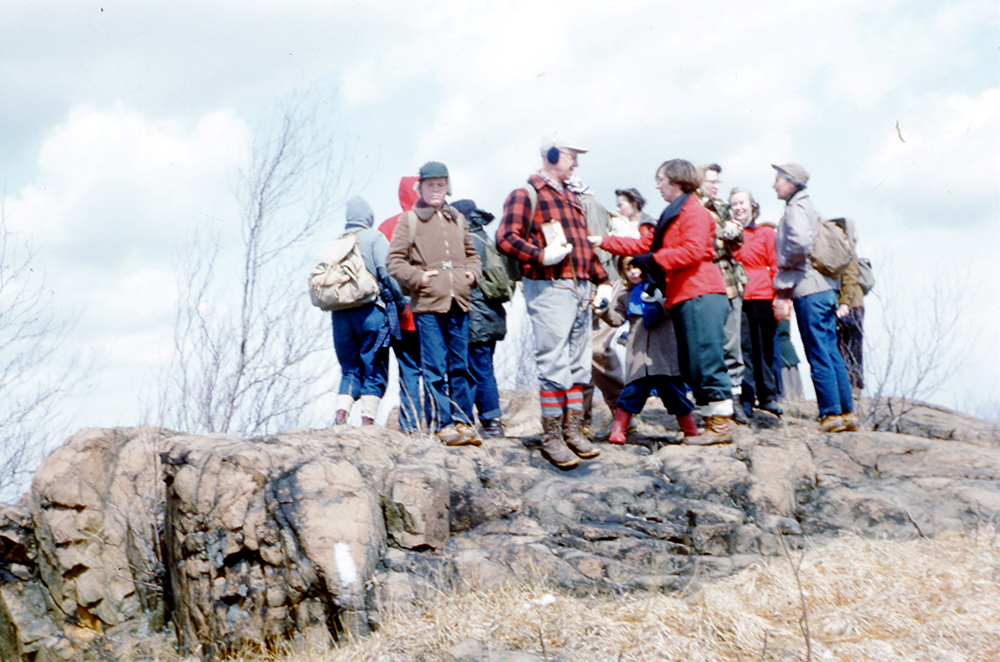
[1,0,997,437]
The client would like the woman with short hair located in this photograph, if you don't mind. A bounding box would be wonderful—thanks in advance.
[591,159,735,444]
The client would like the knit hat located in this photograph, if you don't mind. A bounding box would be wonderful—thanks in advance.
[772,163,810,187]
[418,161,449,180]
[344,196,374,229]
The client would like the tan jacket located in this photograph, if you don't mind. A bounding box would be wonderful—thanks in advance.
[386,202,482,314]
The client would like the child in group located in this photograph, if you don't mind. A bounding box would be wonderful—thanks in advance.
[599,258,700,443]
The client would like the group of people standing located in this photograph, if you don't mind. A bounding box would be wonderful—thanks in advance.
[326,134,867,469]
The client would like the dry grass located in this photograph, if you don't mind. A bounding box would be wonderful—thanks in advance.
[227,528,1000,662]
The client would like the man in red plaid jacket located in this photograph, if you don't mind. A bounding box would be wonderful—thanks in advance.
[497,134,611,470]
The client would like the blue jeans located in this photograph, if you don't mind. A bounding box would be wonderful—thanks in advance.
[414,307,475,430]
[793,290,853,417]
[331,303,389,398]
[392,330,425,433]
[469,341,502,422]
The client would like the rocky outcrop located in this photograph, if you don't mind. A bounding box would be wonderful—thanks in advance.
[0,395,997,660]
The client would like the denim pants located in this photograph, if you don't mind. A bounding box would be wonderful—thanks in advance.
[414,306,475,430]
[331,303,389,398]
[671,293,732,408]
[392,330,425,433]
[741,299,779,409]
[793,290,853,417]
[469,341,502,422]
[617,376,694,416]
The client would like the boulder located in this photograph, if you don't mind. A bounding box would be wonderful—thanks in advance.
[1,392,999,660]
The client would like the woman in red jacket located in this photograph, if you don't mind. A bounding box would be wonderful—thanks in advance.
[590,159,734,444]
[731,187,782,420]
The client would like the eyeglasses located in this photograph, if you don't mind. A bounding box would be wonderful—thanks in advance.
[561,150,578,164]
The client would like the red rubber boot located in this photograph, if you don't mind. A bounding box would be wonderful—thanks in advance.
[676,412,700,438]
[608,409,632,445]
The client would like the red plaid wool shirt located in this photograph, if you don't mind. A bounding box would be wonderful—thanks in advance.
[497,174,608,284]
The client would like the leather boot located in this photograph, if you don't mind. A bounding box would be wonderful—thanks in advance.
[732,403,751,426]
[819,414,847,433]
[676,412,700,437]
[564,409,599,458]
[540,416,578,469]
[839,412,859,432]
[685,415,733,445]
[334,410,348,426]
[608,409,631,445]
[360,416,375,426]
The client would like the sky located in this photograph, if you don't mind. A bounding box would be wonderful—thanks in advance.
[0,0,997,444]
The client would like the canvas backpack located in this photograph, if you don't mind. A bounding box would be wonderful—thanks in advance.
[810,217,853,278]
[308,232,380,311]
[472,231,513,302]
[856,256,875,295]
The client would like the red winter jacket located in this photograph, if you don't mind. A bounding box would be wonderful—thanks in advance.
[379,176,421,331]
[600,195,725,308]
[734,223,777,300]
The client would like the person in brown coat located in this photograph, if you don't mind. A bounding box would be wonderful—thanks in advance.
[599,259,699,444]
[386,162,482,446]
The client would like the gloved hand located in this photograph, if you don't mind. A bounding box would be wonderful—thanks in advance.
[592,283,613,312]
[629,253,657,274]
[541,243,572,266]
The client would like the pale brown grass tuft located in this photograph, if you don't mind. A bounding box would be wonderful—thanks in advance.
[207,527,1000,662]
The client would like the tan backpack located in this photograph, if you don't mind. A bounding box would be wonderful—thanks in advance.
[308,233,380,311]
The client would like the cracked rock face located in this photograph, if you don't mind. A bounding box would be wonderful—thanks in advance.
[0,395,997,660]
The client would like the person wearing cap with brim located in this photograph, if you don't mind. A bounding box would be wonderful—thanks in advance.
[386,161,483,446]
[771,162,856,433]
[496,133,611,469]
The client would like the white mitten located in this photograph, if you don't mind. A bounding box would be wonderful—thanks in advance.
[592,283,613,312]
[541,243,572,266]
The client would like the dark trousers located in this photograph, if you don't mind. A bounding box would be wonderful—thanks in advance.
[740,299,779,409]
[671,293,732,406]
[836,307,865,391]
[469,341,502,422]
[391,330,424,433]
[617,376,694,416]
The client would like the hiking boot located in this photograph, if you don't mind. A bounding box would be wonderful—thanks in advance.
[840,411,859,432]
[760,400,783,417]
[676,411,700,438]
[684,415,733,445]
[539,416,578,469]
[480,418,505,439]
[449,423,483,447]
[334,410,348,426]
[360,416,375,426]
[819,414,847,433]
[608,409,632,445]
[563,409,600,459]
[436,425,463,445]
[732,404,751,426]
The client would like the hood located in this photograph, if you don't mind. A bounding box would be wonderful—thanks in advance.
[451,199,495,231]
[398,176,420,213]
[345,196,374,230]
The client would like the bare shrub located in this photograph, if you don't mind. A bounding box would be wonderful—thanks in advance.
[156,95,360,435]
[0,202,81,500]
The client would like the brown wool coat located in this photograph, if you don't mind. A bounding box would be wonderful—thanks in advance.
[386,202,482,314]
[599,281,683,384]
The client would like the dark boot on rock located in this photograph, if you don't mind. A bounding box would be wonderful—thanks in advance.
[563,409,599,459]
[540,415,578,469]
[480,418,505,439]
